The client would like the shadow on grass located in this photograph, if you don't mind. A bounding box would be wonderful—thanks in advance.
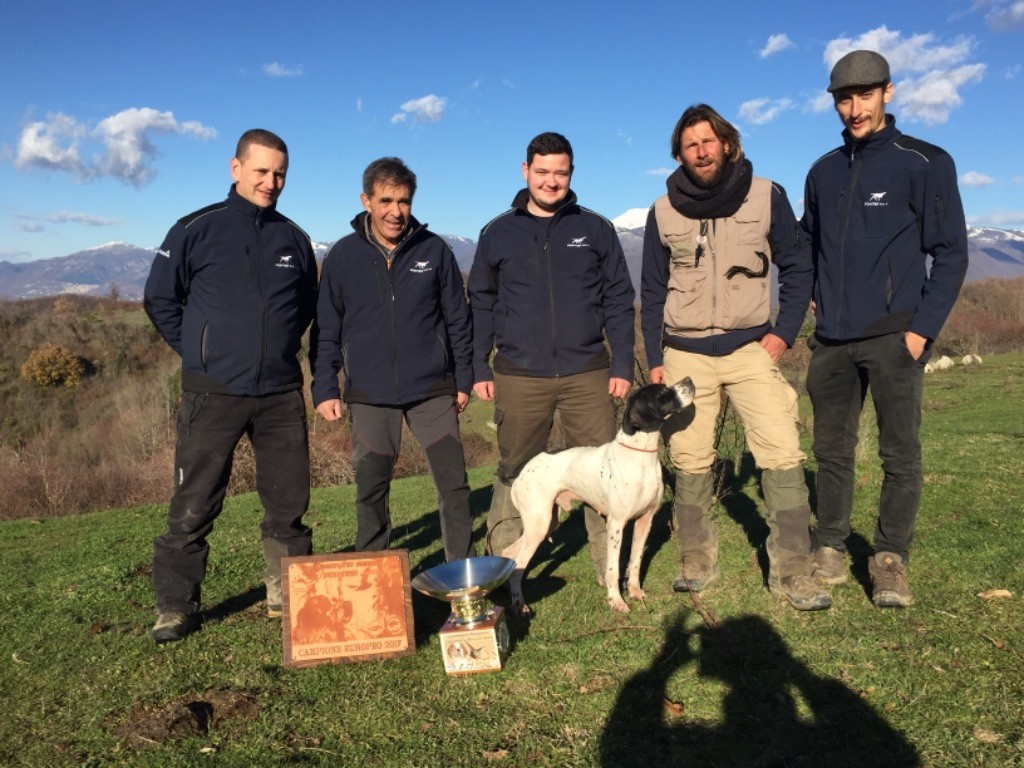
[600,611,921,767]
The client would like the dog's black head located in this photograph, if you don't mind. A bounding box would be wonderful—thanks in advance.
[621,378,696,435]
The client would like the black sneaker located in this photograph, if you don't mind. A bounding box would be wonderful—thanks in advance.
[151,612,200,643]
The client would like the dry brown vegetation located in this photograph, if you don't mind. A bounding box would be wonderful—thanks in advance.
[1,280,1021,520]
[0,296,495,520]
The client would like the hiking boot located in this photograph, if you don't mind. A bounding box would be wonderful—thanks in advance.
[151,612,200,643]
[267,604,283,619]
[869,552,913,608]
[672,560,720,593]
[811,546,849,585]
[768,573,832,611]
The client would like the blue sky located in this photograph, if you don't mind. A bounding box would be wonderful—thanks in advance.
[2,0,1022,263]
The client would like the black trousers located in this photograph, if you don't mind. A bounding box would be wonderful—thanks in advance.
[152,390,312,615]
[807,332,927,561]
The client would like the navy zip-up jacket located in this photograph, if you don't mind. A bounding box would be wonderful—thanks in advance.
[801,116,968,342]
[468,190,635,382]
[144,186,317,396]
[310,213,473,406]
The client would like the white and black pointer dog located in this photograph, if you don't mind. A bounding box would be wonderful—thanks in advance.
[505,379,696,615]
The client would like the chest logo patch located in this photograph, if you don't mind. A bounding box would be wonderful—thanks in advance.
[567,236,589,248]
[865,192,888,207]
[410,260,433,273]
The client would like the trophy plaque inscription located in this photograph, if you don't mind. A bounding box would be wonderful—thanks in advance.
[281,550,414,668]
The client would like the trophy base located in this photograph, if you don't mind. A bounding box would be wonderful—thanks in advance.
[439,606,509,675]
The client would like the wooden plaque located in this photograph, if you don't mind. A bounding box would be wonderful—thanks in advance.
[281,550,415,668]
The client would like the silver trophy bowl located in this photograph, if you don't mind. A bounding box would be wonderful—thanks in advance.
[411,556,515,626]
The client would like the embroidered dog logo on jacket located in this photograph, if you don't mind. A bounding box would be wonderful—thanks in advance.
[410,260,433,273]
[567,236,589,248]
[865,192,888,206]
[276,253,296,268]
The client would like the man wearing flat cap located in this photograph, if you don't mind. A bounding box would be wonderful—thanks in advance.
[801,50,968,607]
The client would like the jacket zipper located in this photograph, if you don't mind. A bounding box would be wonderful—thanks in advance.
[543,213,561,376]
[380,224,422,404]
[255,212,268,394]
[836,146,861,333]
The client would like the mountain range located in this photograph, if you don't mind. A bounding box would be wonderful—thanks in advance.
[1,220,1021,301]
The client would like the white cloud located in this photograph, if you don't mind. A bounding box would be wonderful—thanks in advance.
[806,91,835,114]
[1005,63,1022,79]
[49,210,120,226]
[501,78,515,89]
[972,0,1024,31]
[391,94,446,125]
[896,64,986,125]
[646,167,674,177]
[960,171,995,188]
[617,130,633,147]
[13,213,44,233]
[968,207,1024,227]
[821,26,985,125]
[16,112,85,174]
[738,97,794,125]
[469,76,482,90]
[15,108,216,186]
[263,62,303,77]
[760,33,794,58]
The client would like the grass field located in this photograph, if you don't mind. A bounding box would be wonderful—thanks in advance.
[1,355,1022,767]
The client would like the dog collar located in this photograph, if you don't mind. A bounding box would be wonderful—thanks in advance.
[616,442,660,453]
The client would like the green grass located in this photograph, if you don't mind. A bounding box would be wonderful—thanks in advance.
[1,356,1022,767]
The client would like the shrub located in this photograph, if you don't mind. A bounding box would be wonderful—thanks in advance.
[20,343,85,388]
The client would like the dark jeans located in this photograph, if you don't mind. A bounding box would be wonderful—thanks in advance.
[807,332,928,561]
[348,397,473,562]
[153,390,312,615]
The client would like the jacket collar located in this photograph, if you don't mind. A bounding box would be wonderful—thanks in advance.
[511,188,579,218]
[842,114,899,158]
[350,211,425,255]
[226,185,278,224]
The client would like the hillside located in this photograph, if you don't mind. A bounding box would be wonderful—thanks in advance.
[2,224,1022,301]
[1,278,1022,520]
[0,354,1021,766]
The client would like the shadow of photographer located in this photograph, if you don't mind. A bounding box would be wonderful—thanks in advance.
[600,611,920,767]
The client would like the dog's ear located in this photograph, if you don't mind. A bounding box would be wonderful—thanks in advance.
[621,388,642,435]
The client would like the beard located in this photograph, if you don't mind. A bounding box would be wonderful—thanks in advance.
[683,159,725,190]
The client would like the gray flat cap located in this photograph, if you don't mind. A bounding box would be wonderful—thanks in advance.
[828,50,891,93]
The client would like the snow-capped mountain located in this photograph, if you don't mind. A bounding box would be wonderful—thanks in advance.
[965,226,1024,281]
[2,222,1021,301]
[611,208,651,230]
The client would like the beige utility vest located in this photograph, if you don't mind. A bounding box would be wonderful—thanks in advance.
[654,176,772,338]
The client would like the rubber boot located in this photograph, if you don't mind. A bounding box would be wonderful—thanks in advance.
[485,479,522,558]
[263,536,312,618]
[671,471,719,592]
[762,466,830,611]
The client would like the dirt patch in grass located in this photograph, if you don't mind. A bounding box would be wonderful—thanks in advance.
[111,687,259,749]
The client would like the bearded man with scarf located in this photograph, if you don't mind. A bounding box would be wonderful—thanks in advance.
[640,104,829,611]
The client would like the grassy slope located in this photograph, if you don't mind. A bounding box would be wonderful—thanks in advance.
[0,356,1021,767]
